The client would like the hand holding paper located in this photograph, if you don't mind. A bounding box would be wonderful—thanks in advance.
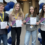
[16,20,22,27]
[1,22,7,29]
[30,17,37,25]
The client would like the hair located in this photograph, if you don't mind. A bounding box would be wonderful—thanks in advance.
[11,2,23,16]
[40,4,45,19]
[0,2,4,6]
[28,6,36,17]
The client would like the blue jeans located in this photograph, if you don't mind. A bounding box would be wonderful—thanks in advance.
[0,34,7,45]
[24,30,37,45]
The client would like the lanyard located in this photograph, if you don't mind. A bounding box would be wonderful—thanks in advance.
[0,12,4,22]
[15,13,19,19]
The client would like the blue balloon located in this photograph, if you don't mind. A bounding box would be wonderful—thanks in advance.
[39,7,42,10]
[39,3,44,8]
[40,39,42,44]
[7,26,11,33]
[7,37,12,44]
[9,2,15,8]
[38,28,41,33]
[7,2,10,5]
[4,5,10,11]
[38,38,41,41]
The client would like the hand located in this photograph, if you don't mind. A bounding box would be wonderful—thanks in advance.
[23,20,26,23]
[6,25,9,29]
[36,22,40,25]
[10,24,12,27]
[22,23,24,26]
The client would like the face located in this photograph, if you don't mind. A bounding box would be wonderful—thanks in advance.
[15,4,20,11]
[30,7,34,14]
[0,4,4,11]
[43,5,45,12]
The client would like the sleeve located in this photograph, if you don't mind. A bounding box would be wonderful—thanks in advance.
[36,15,40,22]
[24,13,28,20]
[6,13,9,26]
[24,13,28,24]
[22,13,24,21]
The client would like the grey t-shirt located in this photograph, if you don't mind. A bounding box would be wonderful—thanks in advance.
[24,13,39,31]
[0,13,6,34]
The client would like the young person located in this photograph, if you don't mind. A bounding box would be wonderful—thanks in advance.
[9,3,24,45]
[38,4,45,45]
[24,6,39,45]
[0,2,9,45]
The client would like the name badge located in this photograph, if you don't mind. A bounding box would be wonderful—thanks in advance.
[30,25,33,28]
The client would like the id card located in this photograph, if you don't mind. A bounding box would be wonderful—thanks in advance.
[30,25,33,28]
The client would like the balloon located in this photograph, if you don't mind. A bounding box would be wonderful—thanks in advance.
[38,38,41,41]
[40,39,42,44]
[39,9,42,13]
[5,0,13,2]
[7,31,11,39]
[38,28,41,33]
[4,5,10,11]
[7,2,10,5]
[39,0,45,5]
[38,33,42,38]
[8,2,15,8]
[5,0,17,3]
[7,37,12,44]
[7,27,11,33]
[5,8,13,15]
[39,3,44,8]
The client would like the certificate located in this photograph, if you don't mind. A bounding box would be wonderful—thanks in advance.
[1,22,7,29]
[16,20,22,27]
[30,17,37,25]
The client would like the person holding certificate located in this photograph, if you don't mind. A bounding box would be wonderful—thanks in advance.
[9,3,24,45]
[38,4,45,45]
[0,2,9,45]
[24,6,39,45]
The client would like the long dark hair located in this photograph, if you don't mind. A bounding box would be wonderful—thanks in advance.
[40,4,45,19]
[28,6,36,17]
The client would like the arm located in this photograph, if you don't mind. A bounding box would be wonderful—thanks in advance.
[23,13,28,23]
[36,15,41,25]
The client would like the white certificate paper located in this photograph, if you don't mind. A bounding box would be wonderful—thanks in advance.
[16,20,22,27]
[1,22,7,29]
[30,17,37,25]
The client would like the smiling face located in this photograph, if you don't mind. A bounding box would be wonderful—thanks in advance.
[30,6,34,14]
[0,4,4,11]
[15,4,20,11]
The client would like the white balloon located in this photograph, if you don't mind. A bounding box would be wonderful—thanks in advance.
[39,0,45,5]
[38,33,42,38]
[1,40,3,43]
[5,0,17,3]
[39,9,42,13]
[5,8,13,15]
[7,31,11,39]
[7,43,11,45]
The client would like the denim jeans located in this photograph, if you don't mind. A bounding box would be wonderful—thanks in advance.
[0,34,7,45]
[24,30,37,45]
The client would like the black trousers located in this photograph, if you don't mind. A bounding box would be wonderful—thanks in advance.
[11,27,21,45]
[41,30,45,45]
